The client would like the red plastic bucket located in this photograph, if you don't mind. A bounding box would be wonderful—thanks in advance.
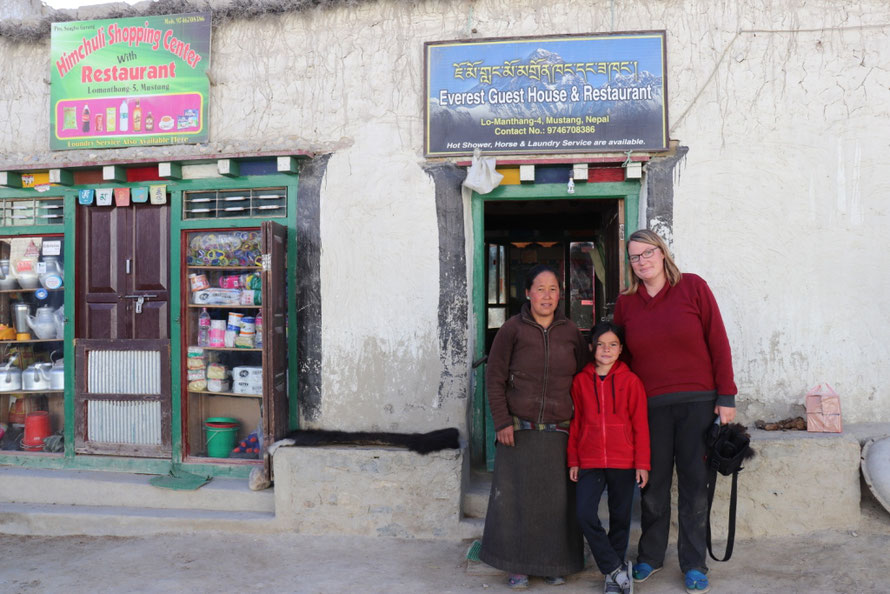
[23,411,51,448]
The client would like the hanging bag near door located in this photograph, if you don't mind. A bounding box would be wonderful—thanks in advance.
[705,418,755,561]
[462,148,503,194]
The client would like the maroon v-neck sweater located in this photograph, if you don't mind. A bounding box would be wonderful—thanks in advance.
[613,273,737,407]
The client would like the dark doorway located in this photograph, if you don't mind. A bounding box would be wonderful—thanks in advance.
[483,198,622,350]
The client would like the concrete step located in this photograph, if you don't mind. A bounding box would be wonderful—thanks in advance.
[462,470,491,519]
[0,466,275,513]
[462,468,643,541]
[0,502,280,536]
[458,516,484,540]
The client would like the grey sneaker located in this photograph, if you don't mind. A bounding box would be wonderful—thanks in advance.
[604,567,625,594]
[604,574,621,594]
[611,563,632,594]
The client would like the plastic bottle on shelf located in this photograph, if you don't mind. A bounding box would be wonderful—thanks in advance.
[255,310,263,348]
[197,308,211,347]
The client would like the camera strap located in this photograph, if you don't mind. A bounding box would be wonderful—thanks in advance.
[705,465,739,562]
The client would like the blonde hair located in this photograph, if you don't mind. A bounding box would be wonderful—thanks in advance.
[622,229,682,295]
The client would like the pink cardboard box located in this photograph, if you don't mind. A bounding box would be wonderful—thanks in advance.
[805,383,842,433]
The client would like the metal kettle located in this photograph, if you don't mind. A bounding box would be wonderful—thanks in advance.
[26,306,57,340]
[0,356,22,392]
[23,363,51,391]
[48,352,65,390]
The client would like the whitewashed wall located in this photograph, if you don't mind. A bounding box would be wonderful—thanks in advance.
[3,0,888,425]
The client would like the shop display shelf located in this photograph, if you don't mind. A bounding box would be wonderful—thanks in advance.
[187,389,262,399]
[190,346,261,352]
[186,266,261,271]
[1,390,64,395]
[186,304,260,309]
[0,339,63,344]
[0,287,64,294]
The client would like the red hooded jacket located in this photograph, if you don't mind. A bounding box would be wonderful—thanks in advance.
[567,360,650,470]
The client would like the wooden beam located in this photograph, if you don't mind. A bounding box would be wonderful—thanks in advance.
[158,162,182,180]
[102,165,126,182]
[572,163,589,182]
[519,164,535,183]
[48,169,74,186]
[0,172,22,188]
[276,156,298,174]
[217,159,239,177]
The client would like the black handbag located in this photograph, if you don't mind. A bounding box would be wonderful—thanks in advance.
[705,419,755,561]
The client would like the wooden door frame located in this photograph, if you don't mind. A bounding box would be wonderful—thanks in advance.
[470,181,641,469]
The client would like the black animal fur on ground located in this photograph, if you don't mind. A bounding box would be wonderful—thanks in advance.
[280,427,460,454]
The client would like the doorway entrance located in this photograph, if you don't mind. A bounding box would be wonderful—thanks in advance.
[470,180,640,469]
[483,198,623,352]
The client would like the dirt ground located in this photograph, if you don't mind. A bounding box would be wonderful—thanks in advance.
[1,492,888,594]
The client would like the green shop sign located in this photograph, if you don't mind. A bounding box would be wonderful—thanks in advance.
[50,12,211,151]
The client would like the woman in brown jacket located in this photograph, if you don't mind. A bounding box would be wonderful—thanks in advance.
[479,264,589,589]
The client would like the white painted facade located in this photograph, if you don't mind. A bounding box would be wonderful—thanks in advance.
[1,0,888,433]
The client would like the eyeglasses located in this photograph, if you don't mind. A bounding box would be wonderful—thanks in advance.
[628,247,660,264]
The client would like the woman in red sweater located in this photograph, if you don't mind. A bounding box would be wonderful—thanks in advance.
[613,230,737,594]
[568,321,649,594]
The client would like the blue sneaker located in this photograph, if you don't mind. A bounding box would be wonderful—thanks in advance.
[684,569,710,593]
[632,562,662,583]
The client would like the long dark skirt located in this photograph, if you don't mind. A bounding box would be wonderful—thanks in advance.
[479,430,584,576]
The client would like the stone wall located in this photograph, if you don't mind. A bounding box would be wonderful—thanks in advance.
[273,445,464,538]
[710,430,861,539]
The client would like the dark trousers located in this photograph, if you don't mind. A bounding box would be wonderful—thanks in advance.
[576,467,636,575]
[637,400,713,574]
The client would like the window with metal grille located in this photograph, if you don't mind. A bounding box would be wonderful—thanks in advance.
[0,197,65,228]
[182,187,287,220]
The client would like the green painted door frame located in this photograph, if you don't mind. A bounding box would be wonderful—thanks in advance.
[0,174,299,478]
[170,175,300,477]
[470,180,641,470]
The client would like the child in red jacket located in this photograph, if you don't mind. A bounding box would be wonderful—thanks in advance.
[569,321,650,594]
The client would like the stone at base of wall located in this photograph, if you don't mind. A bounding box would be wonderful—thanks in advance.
[708,429,861,539]
[273,445,463,538]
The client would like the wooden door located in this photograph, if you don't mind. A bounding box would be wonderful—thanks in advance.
[261,220,289,479]
[74,202,171,456]
[77,204,169,339]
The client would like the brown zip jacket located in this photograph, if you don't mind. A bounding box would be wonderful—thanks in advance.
[486,302,589,431]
